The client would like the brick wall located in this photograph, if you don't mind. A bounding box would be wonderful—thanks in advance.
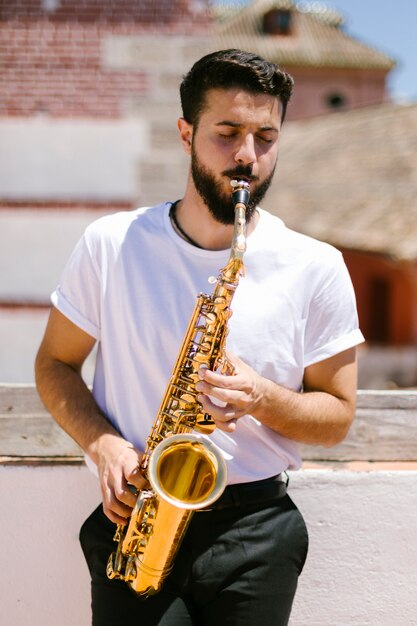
[0,1,212,369]
[0,0,211,118]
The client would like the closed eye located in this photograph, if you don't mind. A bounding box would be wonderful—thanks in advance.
[218,133,237,140]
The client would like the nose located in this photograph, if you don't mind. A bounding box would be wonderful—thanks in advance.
[234,134,256,165]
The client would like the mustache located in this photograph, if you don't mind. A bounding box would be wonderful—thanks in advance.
[221,166,259,182]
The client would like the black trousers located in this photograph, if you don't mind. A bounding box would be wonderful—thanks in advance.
[80,476,309,626]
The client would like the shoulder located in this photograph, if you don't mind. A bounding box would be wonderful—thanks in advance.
[257,208,343,265]
[86,204,165,235]
[83,203,167,248]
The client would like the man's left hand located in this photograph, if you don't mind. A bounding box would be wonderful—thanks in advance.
[196,352,263,432]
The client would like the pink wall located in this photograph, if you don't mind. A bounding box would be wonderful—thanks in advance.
[285,66,389,120]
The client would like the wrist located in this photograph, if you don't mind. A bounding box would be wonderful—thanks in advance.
[251,373,270,417]
[87,431,128,467]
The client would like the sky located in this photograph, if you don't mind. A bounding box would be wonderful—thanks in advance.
[214,1,417,103]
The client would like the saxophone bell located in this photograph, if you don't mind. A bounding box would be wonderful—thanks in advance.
[148,434,227,510]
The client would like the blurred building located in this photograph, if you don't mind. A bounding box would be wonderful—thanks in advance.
[215,0,395,119]
[216,2,417,388]
[263,102,417,388]
[0,0,212,381]
[0,0,411,386]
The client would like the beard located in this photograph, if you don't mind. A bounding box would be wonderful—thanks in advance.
[191,146,276,225]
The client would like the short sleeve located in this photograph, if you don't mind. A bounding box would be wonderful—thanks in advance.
[304,251,364,366]
[51,230,101,340]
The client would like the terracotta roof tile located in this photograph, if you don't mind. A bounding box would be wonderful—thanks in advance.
[263,103,417,260]
[214,0,395,70]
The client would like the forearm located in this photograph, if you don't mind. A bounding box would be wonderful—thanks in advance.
[35,308,145,523]
[252,377,354,447]
[35,354,122,463]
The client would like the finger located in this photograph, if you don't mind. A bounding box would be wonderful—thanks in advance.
[102,504,130,526]
[101,486,134,524]
[114,482,138,509]
[196,380,242,405]
[197,392,238,431]
[198,393,240,422]
[199,366,241,389]
[125,464,147,491]
[113,465,147,509]
[213,417,237,433]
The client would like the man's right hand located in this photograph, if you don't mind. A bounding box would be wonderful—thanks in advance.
[92,434,148,525]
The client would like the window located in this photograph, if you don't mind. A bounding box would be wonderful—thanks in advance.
[262,9,293,36]
[326,93,348,110]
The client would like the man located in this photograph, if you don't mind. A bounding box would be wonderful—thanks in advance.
[35,49,364,625]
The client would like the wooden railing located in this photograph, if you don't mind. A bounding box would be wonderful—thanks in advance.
[0,383,83,462]
[2,383,417,463]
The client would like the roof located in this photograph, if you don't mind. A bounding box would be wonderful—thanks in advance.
[214,0,395,71]
[262,102,417,261]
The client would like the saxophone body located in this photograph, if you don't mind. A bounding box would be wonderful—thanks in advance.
[106,180,250,597]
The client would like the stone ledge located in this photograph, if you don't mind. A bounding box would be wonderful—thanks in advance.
[302,460,417,471]
[2,384,417,464]
[0,455,84,466]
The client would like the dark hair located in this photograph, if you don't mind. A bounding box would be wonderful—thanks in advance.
[180,49,294,127]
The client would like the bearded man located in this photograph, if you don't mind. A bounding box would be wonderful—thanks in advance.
[35,49,364,626]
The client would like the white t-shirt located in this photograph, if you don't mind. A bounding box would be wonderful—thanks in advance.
[52,203,364,483]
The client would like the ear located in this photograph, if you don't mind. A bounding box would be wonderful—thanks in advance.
[177,117,193,155]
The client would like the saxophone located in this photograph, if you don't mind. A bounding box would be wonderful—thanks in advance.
[106,179,250,597]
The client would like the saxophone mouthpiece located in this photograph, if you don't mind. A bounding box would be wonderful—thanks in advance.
[230,179,250,210]
[230,179,250,191]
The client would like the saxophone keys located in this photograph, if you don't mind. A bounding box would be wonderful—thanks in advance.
[180,392,195,404]
[214,296,227,310]
[193,353,210,364]
[197,340,212,353]
[106,548,125,580]
[106,553,118,579]
[194,412,216,434]
[124,555,137,582]
[205,312,217,323]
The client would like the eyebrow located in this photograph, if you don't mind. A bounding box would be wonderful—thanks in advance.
[214,120,279,132]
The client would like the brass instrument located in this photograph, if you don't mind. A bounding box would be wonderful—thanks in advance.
[106,180,250,597]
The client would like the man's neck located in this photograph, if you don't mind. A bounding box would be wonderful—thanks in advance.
[175,184,258,252]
